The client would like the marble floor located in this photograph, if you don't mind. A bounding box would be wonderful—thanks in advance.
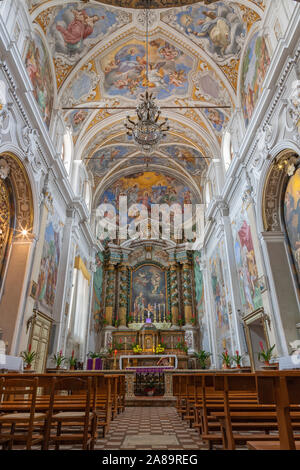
[92,406,207,450]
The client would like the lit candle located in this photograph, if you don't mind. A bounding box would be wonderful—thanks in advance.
[114,349,117,356]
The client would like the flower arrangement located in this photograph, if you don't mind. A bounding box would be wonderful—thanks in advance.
[220,349,232,368]
[132,344,143,354]
[68,350,76,369]
[258,342,275,364]
[194,350,211,369]
[175,340,188,353]
[232,350,243,368]
[155,344,165,354]
[52,350,66,368]
[177,319,184,327]
[87,351,102,359]
[127,315,134,324]
[20,344,37,369]
[190,316,196,325]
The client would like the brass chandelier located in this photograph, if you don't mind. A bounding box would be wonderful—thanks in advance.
[124,6,169,153]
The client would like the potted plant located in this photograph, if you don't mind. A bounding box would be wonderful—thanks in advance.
[175,340,188,354]
[132,344,143,354]
[155,343,165,354]
[68,350,76,370]
[194,350,211,369]
[220,350,232,369]
[20,344,37,370]
[258,342,275,366]
[177,319,184,327]
[52,350,66,370]
[232,350,243,369]
[190,316,196,326]
[127,315,134,324]
[145,378,156,396]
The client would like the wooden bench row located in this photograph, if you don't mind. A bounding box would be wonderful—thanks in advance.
[0,372,126,450]
[172,371,300,450]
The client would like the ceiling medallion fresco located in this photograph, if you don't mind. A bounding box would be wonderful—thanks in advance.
[85,142,207,178]
[87,145,136,176]
[99,37,194,100]
[161,2,246,65]
[45,3,131,66]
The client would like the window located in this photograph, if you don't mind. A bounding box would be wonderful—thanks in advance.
[223,131,233,172]
[62,130,72,175]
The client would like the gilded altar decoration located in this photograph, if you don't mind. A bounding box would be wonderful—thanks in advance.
[0,179,11,290]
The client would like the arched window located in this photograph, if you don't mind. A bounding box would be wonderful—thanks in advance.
[61,130,73,176]
[84,180,91,212]
[222,130,233,172]
[283,166,300,288]
[205,180,212,205]
[66,257,91,353]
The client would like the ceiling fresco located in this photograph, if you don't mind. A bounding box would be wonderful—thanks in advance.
[25,0,270,200]
[99,37,194,100]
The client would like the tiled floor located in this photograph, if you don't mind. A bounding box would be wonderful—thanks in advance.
[92,407,207,450]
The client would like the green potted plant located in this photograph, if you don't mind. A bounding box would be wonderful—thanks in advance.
[232,350,243,369]
[258,342,275,366]
[220,349,232,369]
[155,343,165,354]
[175,340,188,354]
[20,344,37,370]
[127,315,134,324]
[52,350,66,370]
[194,350,211,369]
[177,319,184,327]
[68,350,77,370]
[132,344,143,354]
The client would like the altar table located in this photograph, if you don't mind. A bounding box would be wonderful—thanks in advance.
[119,354,178,370]
[0,354,23,372]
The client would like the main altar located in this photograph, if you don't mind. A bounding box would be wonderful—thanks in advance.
[94,239,200,390]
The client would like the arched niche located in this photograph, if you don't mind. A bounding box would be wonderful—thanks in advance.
[261,149,300,352]
[0,152,34,352]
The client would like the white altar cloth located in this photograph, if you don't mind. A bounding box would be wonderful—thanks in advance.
[119,354,178,370]
[0,354,23,371]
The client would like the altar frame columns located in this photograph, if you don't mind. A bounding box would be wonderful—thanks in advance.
[182,262,193,325]
[118,264,129,327]
[105,263,116,326]
[169,263,179,326]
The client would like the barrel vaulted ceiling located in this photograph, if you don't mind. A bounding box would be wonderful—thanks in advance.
[26,0,266,195]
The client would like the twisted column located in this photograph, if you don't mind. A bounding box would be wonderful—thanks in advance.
[119,264,129,327]
[105,263,116,326]
[182,262,193,325]
[169,263,179,325]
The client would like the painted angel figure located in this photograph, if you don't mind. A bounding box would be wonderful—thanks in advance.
[56,9,103,54]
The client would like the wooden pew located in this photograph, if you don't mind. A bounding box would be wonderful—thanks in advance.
[247,371,300,450]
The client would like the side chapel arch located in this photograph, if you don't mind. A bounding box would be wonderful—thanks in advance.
[0,152,34,351]
[261,148,300,352]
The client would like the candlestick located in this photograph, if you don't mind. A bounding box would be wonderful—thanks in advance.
[113,349,117,370]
